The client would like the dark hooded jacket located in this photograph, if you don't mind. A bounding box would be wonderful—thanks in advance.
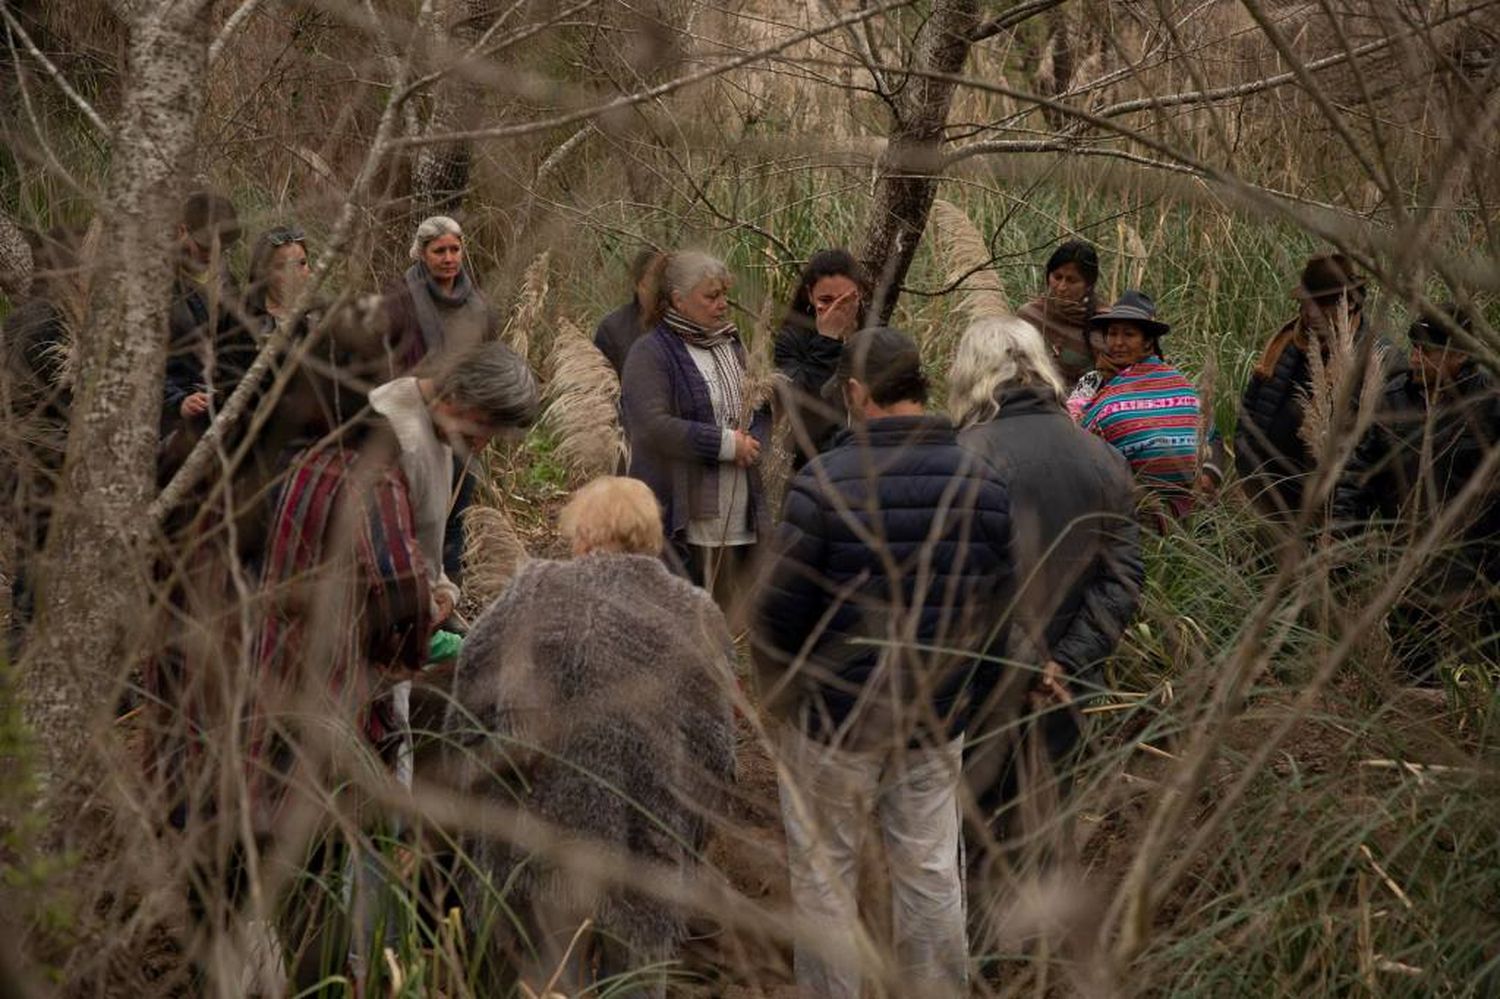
[1235,316,1400,515]
[958,385,1143,682]
[753,415,1013,747]
[1333,363,1500,594]
[593,299,646,377]
[773,323,844,467]
[163,267,242,428]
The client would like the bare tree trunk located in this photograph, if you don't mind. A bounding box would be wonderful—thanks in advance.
[21,3,211,829]
[860,0,981,324]
[410,0,487,216]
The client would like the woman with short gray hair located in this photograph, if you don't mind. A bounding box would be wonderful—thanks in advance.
[383,214,500,376]
[620,250,770,603]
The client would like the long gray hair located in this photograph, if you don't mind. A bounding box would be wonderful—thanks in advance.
[409,215,463,261]
[947,316,1067,428]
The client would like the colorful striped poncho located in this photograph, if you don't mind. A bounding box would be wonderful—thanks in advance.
[1080,356,1203,518]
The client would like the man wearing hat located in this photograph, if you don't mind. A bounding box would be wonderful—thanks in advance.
[1235,252,1397,518]
[753,326,1013,997]
[163,190,242,436]
[1332,302,1500,682]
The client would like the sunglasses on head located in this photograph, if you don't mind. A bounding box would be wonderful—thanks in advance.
[266,226,305,246]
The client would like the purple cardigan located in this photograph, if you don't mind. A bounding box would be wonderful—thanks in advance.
[620,325,771,544]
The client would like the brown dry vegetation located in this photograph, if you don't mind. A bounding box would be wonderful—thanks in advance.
[3,0,1500,996]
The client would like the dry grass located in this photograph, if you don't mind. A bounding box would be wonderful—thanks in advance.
[538,317,626,485]
[927,198,1010,324]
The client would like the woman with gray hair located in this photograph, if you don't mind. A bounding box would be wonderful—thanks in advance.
[949,317,1142,865]
[383,214,500,375]
[620,250,770,605]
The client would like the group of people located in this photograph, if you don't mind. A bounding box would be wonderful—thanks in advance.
[3,189,1496,995]
[585,239,1497,994]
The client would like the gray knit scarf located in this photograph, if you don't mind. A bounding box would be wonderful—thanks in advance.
[405,262,474,357]
[665,308,745,430]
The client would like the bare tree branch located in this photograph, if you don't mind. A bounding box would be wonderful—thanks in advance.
[0,4,111,136]
[388,0,921,149]
[207,0,270,65]
[968,0,1065,44]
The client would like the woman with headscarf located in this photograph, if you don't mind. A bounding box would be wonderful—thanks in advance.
[1077,290,1206,521]
[384,215,500,376]
[620,250,769,603]
[773,248,869,468]
[1016,239,1100,384]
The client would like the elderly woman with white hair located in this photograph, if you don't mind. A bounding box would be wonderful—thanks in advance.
[384,214,499,375]
[620,250,770,601]
[949,316,1143,848]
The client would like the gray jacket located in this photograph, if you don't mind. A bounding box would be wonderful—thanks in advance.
[442,553,736,985]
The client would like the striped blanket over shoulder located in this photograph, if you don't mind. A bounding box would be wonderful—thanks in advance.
[247,436,433,831]
[1080,356,1203,518]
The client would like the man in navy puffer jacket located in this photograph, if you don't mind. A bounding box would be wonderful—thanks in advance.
[753,327,1012,999]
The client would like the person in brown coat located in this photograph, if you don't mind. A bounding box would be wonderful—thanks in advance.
[1015,239,1100,383]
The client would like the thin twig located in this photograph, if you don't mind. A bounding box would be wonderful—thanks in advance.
[0,4,111,136]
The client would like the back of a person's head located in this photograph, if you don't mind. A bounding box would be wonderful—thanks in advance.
[837,326,928,407]
[179,190,241,247]
[559,476,664,556]
[437,342,541,428]
[949,316,1066,427]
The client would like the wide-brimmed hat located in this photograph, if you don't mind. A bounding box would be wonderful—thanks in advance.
[820,325,923,404]
[1293,253,1365,302]
[1087,289,1170,338]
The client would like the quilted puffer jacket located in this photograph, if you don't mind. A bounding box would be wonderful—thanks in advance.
[753,414,1013,745]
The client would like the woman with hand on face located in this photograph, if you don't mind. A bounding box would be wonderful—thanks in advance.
[620,251,770,604]
[773,249,870,468]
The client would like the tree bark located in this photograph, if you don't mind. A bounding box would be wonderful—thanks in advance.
[860,0,981,324]
[410,0,486,216]
[21,3,211,829]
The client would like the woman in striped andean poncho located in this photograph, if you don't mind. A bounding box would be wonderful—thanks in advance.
[1076,290,1208,521]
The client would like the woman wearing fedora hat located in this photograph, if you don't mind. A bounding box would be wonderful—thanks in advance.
[1076,290,1207,521]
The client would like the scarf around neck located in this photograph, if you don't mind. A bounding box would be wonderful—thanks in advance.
[665,308,745,429]
[405,262,475,356]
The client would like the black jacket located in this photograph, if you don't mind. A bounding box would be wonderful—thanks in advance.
[2,298,71,550]
[958,386,1143,686]
[1333,365,1500,593]
[773,324,843,468]
[753,414,1013,745]
[1235,318,1400,515]
[163,269,243,428]
[593,299,646,378]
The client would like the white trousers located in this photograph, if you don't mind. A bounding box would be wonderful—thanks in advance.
[778,728,968,998]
